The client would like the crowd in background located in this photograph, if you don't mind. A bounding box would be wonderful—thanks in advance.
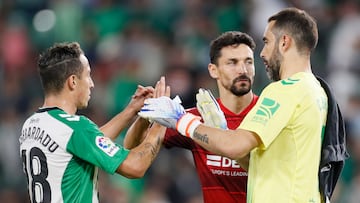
[0,0,359,202]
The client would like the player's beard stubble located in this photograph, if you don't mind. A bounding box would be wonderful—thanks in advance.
[266,46,282,82]
[230,75,252,96]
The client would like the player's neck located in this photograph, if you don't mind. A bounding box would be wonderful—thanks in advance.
[220,91,254,114]
[280,55,312,79]
[43,94,77,115]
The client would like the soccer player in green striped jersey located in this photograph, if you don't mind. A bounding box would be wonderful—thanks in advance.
[19,42,168,203]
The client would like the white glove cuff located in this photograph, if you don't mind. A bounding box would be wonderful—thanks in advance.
[176,113,202,138]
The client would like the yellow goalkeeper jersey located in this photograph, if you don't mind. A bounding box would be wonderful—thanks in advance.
[239,72,328,203]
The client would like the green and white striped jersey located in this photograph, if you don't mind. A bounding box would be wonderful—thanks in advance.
[19,107,129,203]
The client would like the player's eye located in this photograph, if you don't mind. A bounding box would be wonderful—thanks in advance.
[245,60,253,65]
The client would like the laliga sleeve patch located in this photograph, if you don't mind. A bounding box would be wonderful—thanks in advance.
[95,136,119,157]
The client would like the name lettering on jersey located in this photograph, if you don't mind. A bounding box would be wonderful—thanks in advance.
[20,126,59,153]
[252,97,279,125]
[95,136,119,157]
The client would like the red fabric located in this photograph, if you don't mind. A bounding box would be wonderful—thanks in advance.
[164,95,259,203]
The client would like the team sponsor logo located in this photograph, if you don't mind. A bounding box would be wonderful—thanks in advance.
[95,136,119,157]
[206,155,247,177]
[206,155,240,168]
[251,97,280,125]
[29,118,40,124]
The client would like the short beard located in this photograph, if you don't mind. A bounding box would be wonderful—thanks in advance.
[230,76,252,96]
[267,60,281,81]
[267,47,282,81]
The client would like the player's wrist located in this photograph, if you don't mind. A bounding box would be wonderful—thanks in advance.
[176,113,202,138]
[128,103,142,114]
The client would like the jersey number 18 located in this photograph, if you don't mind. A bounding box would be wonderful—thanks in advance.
[22,147,51,203]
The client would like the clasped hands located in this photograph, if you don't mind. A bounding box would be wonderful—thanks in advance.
[138,88,227,138]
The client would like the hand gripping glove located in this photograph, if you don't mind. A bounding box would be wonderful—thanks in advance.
[196,88,227,129]
[138,96,202,137]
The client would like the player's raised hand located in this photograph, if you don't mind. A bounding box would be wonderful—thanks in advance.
[138,95,185,128]
[138,76,176,128]
[139,95,202,138]
[196,88,227,129]
[123,76,170,148]
[128,85,154,112]
[154,76,170,98]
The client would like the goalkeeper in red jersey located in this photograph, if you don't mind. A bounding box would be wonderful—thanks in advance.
[125,31,258,203]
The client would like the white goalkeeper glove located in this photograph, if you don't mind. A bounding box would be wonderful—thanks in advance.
[138,96,202,138]
[196,88,227,129]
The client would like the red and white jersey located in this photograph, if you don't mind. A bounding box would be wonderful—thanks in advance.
[163,96,258,203]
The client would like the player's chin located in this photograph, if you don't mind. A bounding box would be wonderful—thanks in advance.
[78,101,89,110]
[231,86,251,96]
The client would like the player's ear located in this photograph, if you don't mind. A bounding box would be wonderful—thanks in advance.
[280,34,292,53]
[208,63,218,79]
[67,75,77,90]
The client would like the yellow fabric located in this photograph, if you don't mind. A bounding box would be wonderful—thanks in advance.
[240,72,328,203]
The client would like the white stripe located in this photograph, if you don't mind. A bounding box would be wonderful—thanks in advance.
[207,160,221,167]
[206,154,221,161]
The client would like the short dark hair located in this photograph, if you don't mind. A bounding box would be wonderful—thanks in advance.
[38,42,84,94]
[268,7,318,53]
[210,31,256,65]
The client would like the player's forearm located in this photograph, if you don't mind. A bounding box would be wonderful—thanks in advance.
[236,154,250,171]
[124,117,151,149]
[192,125,254,160]
[100,105,138,140]
[117,124,165,178]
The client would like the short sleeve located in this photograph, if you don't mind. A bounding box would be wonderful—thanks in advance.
[66,116,129,174]
[239,83,298,149]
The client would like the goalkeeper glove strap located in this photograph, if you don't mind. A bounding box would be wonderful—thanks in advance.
[176,113,202,138]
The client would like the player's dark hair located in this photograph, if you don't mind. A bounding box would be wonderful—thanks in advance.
[210,31,256,65]
[38,42,84,94]
[268,7,318,54]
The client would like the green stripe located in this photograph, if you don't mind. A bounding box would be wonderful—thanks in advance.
[62,157,95,202]
[321,125,325,142]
